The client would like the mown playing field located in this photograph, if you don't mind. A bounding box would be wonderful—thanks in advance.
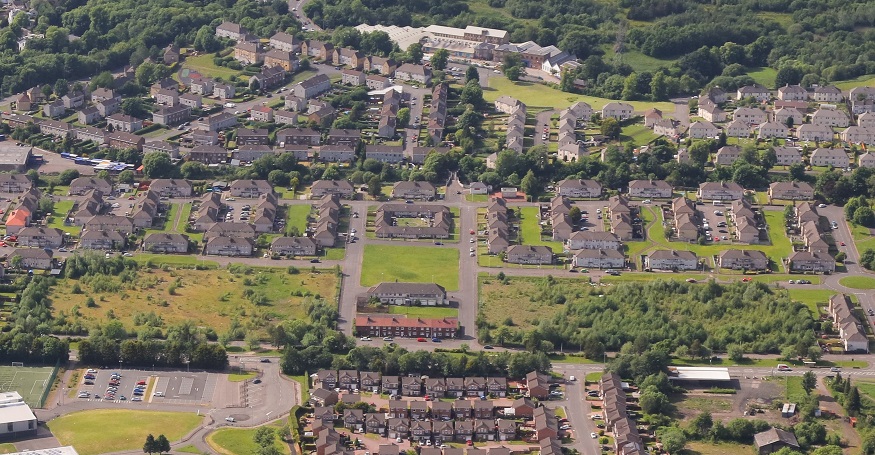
[0,366,55,407]
[50,267,337,332]
[360,245,459,290]
[48,410,203,455]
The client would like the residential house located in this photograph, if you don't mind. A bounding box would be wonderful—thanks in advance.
[645,250,699,270]
[315,370,338,389]
[453,398,472,419]
[364,56,397,76]
[395,64,431,85]
[725,119,750,138]
[179,94,202,109]
[715,145,741,165]
[62,91,85,109]
[533,407,558,441]
[382,376,401,396]
[310,180,354,199]
[858,112,875,129]
[768,181,814,200]
[812,108,850,128]
[234,41,263,65]
[163,44,180,65]
[773,146,802,166]
[687,120,720,139]
[191,129,219,146]
[455,421,474,442]
[107,131,145,152]
[365,413,386,435]
[717,249,768,270]
[402,376,422,396]
[78,107,100,125]
[473,420,494,441]
[505,245,552,265]
[410,400,429,420]
[433,421,454,443]
[841,126,875,145]
[777,85,807,101]
[9,248,53,269]
[0,174,31,193]
[788,251,836,273]
[17,227,64,249]
[264,49,298,72]
[526,371,550,399]
[215,21,247,41]
[387,418,410,440]
[486,377,507,397]
[432,401,452,421]
[250,106,274,123]
[465,378,486,398]
[96,98,120,117]
[601,102,633,120]
[497,420,516,441]
[736,84,770,102]
[250,66,287,91]
[814,85,843,103]
[294,74,332,100]
[40,120,73,138]
[653,118,683,137]
[697,181,744,201]
[313,404,336,423]
[572,249,625,269]
[859,153,875,169]
[757,121,789,139]
[155,88,179,106]
[343,409,364,431]
[410,420,432,443]
[82,215,134,235]
[556,178,601,198]
[189,145,228,164]
[77,127,107,145]
[142,233,189,254]
[425,378,447,398]
[79,229,126,250]
[190,78,215,96]
[271,237,317,256]
[366,74,391,90]
[810,148,849,168]
[236,128,270,145]
[69,177,112,195]
[213,84,235,100]
[277,127,321,146]
[333,48,365,69]
[392,181,436,200]
[338,370,359,391]
[152,105,190,126]
[301,40,334,61]
[733,107,768,125]
[107,113,142,132]
[43,100,65,118]
[473,400,493,419]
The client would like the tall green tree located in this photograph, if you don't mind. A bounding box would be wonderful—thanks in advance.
[801,371,816,395]
[430,49,449,71]
[143,434,157,454]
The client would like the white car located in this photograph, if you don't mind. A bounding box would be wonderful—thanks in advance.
[153,391,165,397]
[818,203,827,208]
[131,396,143,402]
[360,336,372,341]
[591,432,598,439]
[225,417,235,422]
[87,369,98,373]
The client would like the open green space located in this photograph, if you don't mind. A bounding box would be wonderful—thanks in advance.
[46,200,77,235]
[285,204,311,234]
[0,444,15,454]
[207,420,291,455]
[677,396,732,413]
[745,67,778,88]
[479,274,593,331]
[484,76,675,113]
[686,441,755,455]
[388,306,459,318]
[48,409,203,455]
[133,254,219,268]
[289,375,310,402]
[361,245,459,290]
[620,123,659,146]
[784,376,806,402]
[146,203,182,234]
[184,53,241,80]
[466,194,489,202]
[50,266,337,333]
[517,206,563,250]
[839,276,875,290]
[323,247,346,260]
[850,223,875,252]
[855,379,875,402]
[600,45,677,73]
[585,372,604,383]
[177,445,208,454]
[835,74,875,91]
[786,289,835,317]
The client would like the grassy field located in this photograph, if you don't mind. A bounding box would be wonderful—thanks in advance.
[184,53,240,80]
[207,420,291,455]
[600,45,677,73]
[0,444,15,454]
[746,67,778,88]
[851,223,875,252]
[786,289,836,317]
[756,11,794,27]
[517,206,563,250]
[285,204,311,234]
[484,76,675,113]
[48,410,203,455]
[678,397,732,413]
[133,254,219,268]
[46,200,77,235]
[835,74,875,91]
[585,372,603,383]
[177,445,207,454]
[360,245,459,290]
[784,376,806,402]
[289,375,310,402]
[478,274,592,331]
[621,123,659,146]
[855,379,875,402]
[839,276,875,289]
[388,306,459,318]
[146,203,182,234]
[686,441,755,455]
[228,371,257,382]
[50,267,337,332]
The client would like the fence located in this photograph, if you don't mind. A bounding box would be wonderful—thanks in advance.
[36,359,61,408]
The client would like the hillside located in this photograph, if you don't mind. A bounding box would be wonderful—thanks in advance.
[303,0,875,99]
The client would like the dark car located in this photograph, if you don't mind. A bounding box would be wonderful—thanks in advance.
[310,259,320,263]
[253,379,262,384]
[483,345,494,349]
[260,358,271,363]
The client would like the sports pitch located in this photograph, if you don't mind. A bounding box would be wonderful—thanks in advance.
[0,366,56,407]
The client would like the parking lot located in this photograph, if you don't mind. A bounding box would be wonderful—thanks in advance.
[75,369,217,406]
[76,368,153,403]
[700,203,731,242]
[572,200,610,233]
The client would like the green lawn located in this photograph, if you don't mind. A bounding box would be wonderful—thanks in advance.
[786,289,835,317]
[388,306,459,318]
[178,202,193,230]
[48,410,203,455]
[839,276,875,290]
[177,445,208,454]
[834,74,875,91]
[228,371,257,382]
[855,379,875,402]
[288,375,310,402]
[621,123,659,146]
[600,45,677,73]
[146,203,182,234]
[784,376,806,402]
[207,420,291,455]
[133,254,219,268]
[361,244,459,290]
[46,200,77,235]
[687,441,755,455]
[0,444,15,454]
[466,194,489,202]
[286,204,311,234]
[746,67,778,89]
[484,76,675,113]
[585,372,604,383]
[184,53,240,80]
[517,206,563,250]
[324,247,346,260]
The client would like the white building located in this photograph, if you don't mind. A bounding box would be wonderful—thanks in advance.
[0,392,37,439]
[810,148,849,168]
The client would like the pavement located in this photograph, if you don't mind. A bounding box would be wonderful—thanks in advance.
[36,356,298,455]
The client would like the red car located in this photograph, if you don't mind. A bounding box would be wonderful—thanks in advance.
[841,241,846,246]
[741,277,752,282]
[467,441,474,447]
[417,338,426,342]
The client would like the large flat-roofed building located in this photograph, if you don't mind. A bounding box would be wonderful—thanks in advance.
[0,392,38,440]
[666,367,731,383]
[0,142,32,172]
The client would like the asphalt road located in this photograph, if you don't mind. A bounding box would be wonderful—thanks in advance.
[534,110,555,147]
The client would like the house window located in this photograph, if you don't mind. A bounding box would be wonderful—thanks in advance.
[7,423,12,432]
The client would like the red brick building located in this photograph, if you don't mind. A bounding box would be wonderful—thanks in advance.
[355,316,458,339]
